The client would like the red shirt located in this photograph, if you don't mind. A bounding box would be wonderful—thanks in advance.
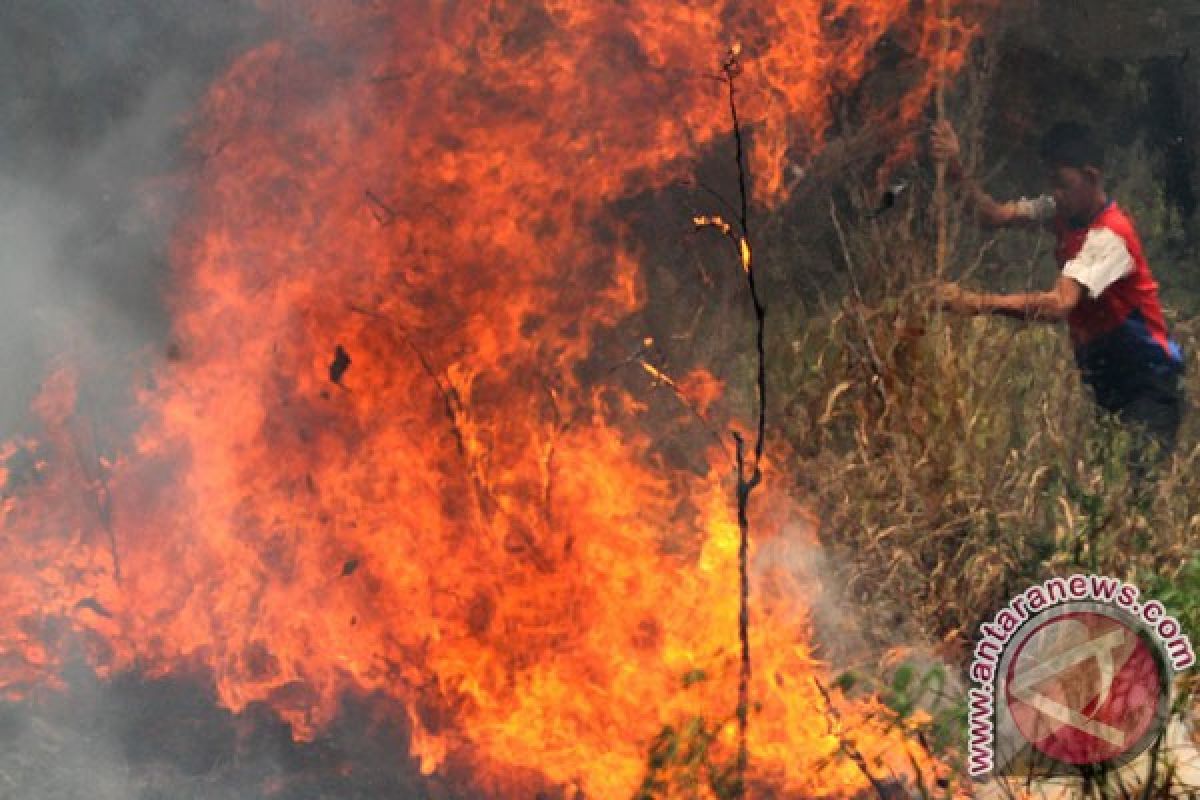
[1051,201,1184,407]
[1056,203,1173,354]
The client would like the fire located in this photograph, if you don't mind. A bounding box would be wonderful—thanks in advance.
[1,1,990,796]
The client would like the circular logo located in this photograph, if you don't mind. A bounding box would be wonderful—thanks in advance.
[1003,606,1169,769]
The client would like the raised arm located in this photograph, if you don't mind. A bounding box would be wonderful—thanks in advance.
[931,121,1050,230]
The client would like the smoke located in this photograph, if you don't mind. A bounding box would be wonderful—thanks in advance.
[751,508,874,666]
[0,0,264,435]
[0,671,439,800]
[0,3,271,797]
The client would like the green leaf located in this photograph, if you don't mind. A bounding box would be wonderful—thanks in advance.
[891,664,915,694]
[833,670,857,692]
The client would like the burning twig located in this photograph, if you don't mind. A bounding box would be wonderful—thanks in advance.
[725,43,765,800]
[346,304,466,458]
[691,43,767,799]
[606,338,733,461]
[363,189,398,226]
[679,177,742,227]
[813,678,895,800]
[534,374,565,537]
[346,303,557,573]
[636,355,734,465]
[69,363,121,585]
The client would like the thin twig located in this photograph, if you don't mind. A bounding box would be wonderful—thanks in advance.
[347,303,467,459]
[364,189,398,226]
[70,354,120,585]
[635,358,735,465]
[679,177,743,226]
[934,0,951,281]
[724,43,766,799]
[814,678,893,799]
[346,302,555,572]
[830,199,867,307]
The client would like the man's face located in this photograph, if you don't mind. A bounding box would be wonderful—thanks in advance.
[1049,165,1101,224]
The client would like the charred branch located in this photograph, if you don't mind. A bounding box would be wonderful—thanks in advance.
[690,43,768,800]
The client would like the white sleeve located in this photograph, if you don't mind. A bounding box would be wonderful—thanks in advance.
[1011,195,1057,223]
[1062,228,1135,299]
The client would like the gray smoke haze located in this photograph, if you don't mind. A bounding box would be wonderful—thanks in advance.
[0,668,437,799]
[0,0,265,435]
[0,3,275,797]
[751,512,871,666]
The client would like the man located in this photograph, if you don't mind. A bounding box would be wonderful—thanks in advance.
[932,120,1186,485]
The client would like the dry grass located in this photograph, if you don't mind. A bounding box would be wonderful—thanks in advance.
[772,120,1200,656]
[759,111,1200,795]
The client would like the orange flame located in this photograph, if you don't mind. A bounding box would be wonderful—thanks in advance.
[2,1,990,796]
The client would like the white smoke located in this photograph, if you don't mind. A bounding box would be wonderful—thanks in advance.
[0,4,276,798]
[0,0,264,434]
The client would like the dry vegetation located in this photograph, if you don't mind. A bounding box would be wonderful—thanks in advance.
[757,70,1200,797]
[778,183,1200,659]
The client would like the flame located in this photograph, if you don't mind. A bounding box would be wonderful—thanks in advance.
[2,1,990,796]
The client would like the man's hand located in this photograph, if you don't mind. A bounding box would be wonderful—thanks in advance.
[931,120,964,177]
[931,121,1034,228]
[935,276,1082,321]
[935,281,978,315]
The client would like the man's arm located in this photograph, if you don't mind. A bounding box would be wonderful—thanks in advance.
[939,275,1083,322]
[931,121,1051,230]
[962,184,1053,230]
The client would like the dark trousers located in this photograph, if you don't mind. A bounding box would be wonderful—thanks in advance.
[1097,370,1186,490]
